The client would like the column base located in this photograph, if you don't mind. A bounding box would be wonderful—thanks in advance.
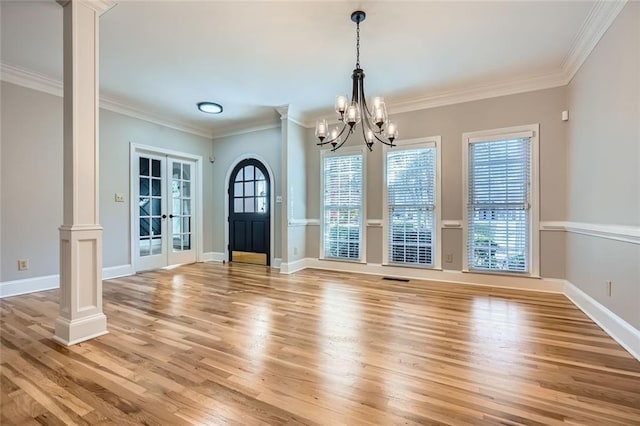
[53,313,108,346]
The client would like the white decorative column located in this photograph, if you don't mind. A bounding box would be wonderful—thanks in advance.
[54,0,115,346]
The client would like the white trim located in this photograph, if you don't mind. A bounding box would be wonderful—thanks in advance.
[382,136,442,269]
[1,63,63,97]
[319,146,367,263]
[287,218,321,226]
[561,0,628,84]
[303,258,564,293]
[102,264,134,279]
[202,252,225,262]
[282,257,640,361]
[2,1,625,138]
[279,259,306,275]
[442,220,463,229]
[462,124,540,276]
[0,263,134,298]
[0,275,59,298]
[273,258,282,269]
[565,280,640,361]
[0,63,214,139]
[101,98,212,139]
[211,119,280,140]
[130,144,205,272]
[540,221,640,245]
[224,154,276,267]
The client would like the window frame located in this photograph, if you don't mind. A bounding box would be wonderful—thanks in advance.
[320,146,367,263]
[462,124,540,277]
[382,136,442,269]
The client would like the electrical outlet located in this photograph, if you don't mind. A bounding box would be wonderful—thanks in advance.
[606,280,612,297]
[114,193,125,203]
[294,247,299,255]
[18,259,29,271]
[445,254,453,263]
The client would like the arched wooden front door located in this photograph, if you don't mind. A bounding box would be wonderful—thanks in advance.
[228,159,270,266]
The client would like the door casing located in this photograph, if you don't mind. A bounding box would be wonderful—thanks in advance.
[130,143,204,271]
[224,154,276,266]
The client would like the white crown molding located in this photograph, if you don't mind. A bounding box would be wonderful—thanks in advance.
[1,62,214,139]
[2,1,625,136]
[561,0,628,84]
[540,221,640,245]
[1,63,63,97]
[392,71,568,117]
[99,97,213,139]
[302,1,626,125]
[211,118,280,140]
[57,0,117,16]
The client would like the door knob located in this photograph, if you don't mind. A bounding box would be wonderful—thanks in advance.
[161,214,167,219]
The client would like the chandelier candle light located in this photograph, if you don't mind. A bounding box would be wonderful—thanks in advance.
[315,11,398,151]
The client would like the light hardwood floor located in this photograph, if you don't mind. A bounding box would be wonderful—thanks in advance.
[1,262,639,425]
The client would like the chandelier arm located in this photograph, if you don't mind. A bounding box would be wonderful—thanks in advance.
[331,130,352,151]
[360,116,374,152]
[359,78,373,118]
[363,118,395,146]
[316,122,350,146]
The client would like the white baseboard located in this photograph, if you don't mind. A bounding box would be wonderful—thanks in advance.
[202,252,225,262]
[103,264,135,280]
[273,258,282,269]
[296,258,639,361]
[280,258,306,275]
[0,264,135,298]
[0,274,59,298]
[564,281,640,361]
[302,258,565,293]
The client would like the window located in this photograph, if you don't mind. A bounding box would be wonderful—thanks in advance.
[463,125,539,275]
[233,165,268,214]
[322,151,364,261]
[384,138,440,267]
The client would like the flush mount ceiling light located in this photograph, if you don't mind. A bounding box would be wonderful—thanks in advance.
[315,11,398,152]
[197,102,223,114]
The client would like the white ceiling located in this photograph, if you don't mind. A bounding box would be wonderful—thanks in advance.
[1,1,605,137]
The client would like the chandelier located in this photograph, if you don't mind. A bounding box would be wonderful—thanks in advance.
[315,11,398,151]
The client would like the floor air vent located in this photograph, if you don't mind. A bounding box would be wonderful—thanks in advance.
[382,277,410,282]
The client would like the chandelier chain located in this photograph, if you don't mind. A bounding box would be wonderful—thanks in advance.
[314,10,398,151]
[356,20,360,69]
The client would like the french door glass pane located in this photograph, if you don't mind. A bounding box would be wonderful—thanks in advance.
[170,160,193,252]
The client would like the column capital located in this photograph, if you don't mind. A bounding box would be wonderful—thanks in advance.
[57,0,117,16]
[276,105,289,121]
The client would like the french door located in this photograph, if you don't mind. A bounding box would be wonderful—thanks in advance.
[134,151,197,271]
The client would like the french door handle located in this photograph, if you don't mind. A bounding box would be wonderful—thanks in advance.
[169,214,175,218]
[161,214,167,219]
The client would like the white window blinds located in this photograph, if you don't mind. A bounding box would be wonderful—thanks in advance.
[386,147,436,266]
[323,153,364,260]
[467,137,530,272]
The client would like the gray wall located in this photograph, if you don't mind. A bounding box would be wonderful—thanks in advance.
[211,126,282,261]
[1,82,63,282]
[100,109,215,267]
[1,81,214,283]
[305,86,568,278]
[566,2,639,328]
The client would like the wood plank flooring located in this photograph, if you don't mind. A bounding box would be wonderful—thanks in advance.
[1,262,639,425]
